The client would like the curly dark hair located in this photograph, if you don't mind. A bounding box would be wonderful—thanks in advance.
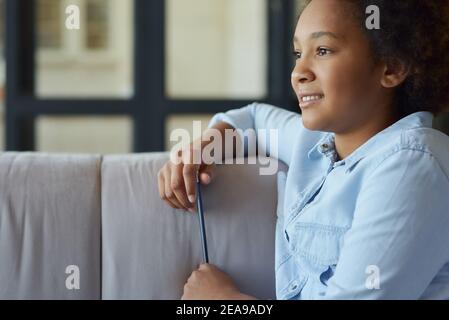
[300,0,449,117]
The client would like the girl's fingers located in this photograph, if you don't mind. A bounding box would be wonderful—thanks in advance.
[183,163,200,204]
[163,165,184,209]
[159,141,215,213]
[171,163,194,209]
[157,169,166,200]
[160,175,178,209]
[199,163,216,185]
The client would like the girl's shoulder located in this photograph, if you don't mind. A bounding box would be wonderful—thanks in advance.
[364,126,449,181]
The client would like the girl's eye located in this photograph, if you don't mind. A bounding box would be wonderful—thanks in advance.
[293,48,331,60]
[317,47,332,56]
[292,51,302,60]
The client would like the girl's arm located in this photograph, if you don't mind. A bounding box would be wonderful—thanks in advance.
[208,102,302,166]
[159,103,302,211]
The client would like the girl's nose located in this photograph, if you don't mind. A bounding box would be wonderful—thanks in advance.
[291,69,315,84]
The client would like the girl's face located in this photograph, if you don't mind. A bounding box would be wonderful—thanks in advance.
[291,0,390,133]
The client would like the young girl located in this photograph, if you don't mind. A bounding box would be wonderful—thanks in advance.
[158,0,449,299]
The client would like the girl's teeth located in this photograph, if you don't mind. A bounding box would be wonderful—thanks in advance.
[302,95,323,102]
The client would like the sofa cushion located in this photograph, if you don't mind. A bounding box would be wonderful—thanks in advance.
[0,152,102,299]
[101,152,286,299]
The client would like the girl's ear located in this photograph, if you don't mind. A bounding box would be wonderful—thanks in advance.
[380,58,411,88]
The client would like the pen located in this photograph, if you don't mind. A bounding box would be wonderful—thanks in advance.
[196,175,209,263]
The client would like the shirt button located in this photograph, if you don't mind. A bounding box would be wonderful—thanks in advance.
[290,282,298,291]
[320,143,329,152]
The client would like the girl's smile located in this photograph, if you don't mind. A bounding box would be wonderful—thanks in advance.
[298,93,325,109]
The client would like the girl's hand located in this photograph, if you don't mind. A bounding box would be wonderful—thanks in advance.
[158,139,216,213]
[181,263,255,300]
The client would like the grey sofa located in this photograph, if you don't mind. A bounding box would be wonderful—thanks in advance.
[0,152,286,300]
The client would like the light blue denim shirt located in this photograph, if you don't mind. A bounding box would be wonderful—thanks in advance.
[208,103,449,300]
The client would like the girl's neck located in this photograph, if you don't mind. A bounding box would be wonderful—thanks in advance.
[334,111,400,160]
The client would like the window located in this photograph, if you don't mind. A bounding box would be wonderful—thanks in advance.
[0,0,5,84]
[35,0,134,98]
[0,0,5,150]
[6,0,299,153]
[37,0,109,51]
[37,0,62,49]
[0,0,5,83]
[166,0,268,100]
[86,0,109,49]
[36,115,132,154]
[163,0,271,149]
[0,0,5,49]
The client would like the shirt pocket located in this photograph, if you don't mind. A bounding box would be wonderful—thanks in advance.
[289,222,349,297]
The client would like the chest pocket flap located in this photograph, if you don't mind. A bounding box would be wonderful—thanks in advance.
[290,222,349,267]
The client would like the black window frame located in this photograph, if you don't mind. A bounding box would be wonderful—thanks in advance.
[5,0,299,152]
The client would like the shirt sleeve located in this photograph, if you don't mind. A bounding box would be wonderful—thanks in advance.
[207,102,302,166]
[324,148,449,300]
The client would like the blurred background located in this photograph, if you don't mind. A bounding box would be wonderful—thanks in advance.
[0,0,447,154]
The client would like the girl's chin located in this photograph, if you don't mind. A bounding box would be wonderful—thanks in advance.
[301,113,328,131]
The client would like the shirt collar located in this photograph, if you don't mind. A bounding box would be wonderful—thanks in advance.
[307,111,434,172]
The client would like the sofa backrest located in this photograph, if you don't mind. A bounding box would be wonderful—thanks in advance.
[0,152,285,299]
[0,152,101,299]
[101,153,286,300]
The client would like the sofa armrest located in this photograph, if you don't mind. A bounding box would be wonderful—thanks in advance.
[101,152,286,299]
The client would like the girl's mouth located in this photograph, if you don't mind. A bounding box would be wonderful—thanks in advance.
[299,94,324,108]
